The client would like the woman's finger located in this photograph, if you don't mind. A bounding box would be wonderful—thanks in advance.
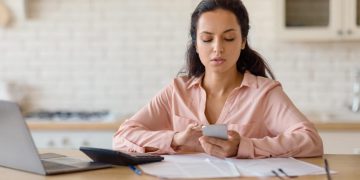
[227,130,240,140]
[200,135,239,157]
[199,138,226,158]
[202,136,228,147]
[191,124,203,131]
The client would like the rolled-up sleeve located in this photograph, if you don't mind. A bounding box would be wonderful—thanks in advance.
[236,84,323,159]
[112,83,177,154]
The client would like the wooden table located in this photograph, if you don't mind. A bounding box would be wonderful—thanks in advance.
[0,149,359,180]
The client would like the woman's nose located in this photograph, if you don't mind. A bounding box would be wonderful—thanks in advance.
[213,40,224,54]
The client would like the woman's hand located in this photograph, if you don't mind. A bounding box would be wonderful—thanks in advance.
[199,130,240,158]
[171,123,203,152]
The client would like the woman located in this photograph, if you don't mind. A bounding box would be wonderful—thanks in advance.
[113,0,323,158]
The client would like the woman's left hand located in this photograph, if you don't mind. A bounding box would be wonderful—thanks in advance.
[199,130,240,158]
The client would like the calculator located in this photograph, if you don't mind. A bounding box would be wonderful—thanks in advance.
[80,147,164,165]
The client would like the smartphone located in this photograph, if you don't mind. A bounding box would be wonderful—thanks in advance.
[202,124,228,140]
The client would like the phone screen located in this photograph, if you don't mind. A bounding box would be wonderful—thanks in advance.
[202,124,228,140]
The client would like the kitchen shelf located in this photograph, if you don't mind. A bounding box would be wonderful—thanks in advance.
[27,119,126,131]
[313,122,360,131]
[27,117,360,152]
[26,119,360,131]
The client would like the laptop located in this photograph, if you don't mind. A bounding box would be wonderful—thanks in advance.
[0,100,112,175]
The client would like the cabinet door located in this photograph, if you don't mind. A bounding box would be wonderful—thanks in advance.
[30,131,114,149]
[344,0,360,40]
[319,131,360,154]
[277,0,342,41]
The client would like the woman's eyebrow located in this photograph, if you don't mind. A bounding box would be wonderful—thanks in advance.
[223,29,236,33]
[199,31,213,35]
[199,29,236,35]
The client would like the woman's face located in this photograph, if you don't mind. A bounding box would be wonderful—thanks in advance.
[196,9,245,75]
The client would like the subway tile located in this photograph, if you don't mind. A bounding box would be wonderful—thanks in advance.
[0,0,357,115]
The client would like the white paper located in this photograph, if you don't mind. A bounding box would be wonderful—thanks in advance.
[139,153,240,179]
[227,157,328,177]
[138,153,333,179]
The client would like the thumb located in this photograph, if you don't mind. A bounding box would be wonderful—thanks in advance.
[227,130,240,140]
[185,123,198,131]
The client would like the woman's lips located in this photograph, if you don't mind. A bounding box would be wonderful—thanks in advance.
[210,58,225,65]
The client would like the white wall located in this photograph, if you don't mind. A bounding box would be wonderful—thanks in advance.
[0,0,359,116]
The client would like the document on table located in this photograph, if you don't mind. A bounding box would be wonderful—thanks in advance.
[139,153,240,178]
[138,153,333,179]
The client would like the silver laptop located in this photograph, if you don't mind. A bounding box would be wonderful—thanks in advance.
[0,100,112,175]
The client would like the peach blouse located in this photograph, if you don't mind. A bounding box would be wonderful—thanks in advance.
[113,72,323,158]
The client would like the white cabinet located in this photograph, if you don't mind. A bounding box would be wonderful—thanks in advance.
[345,0,360,39]
[26,121,124,149]
[319,131,360,154]
[277,0,360,41]
[30,131,114,149]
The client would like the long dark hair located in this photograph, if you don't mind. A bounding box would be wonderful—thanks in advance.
[183,0,275,79]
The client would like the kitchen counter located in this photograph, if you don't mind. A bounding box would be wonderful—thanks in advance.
[26,117,360,153]
[308,113,360,131]
[26,115,129,131]
[26,119,360,131]
[26,119,128,149]
[313,121,360,131]
[27,121,123,131]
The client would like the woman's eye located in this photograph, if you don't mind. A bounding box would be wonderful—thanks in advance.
[224,38,235,41]
[202,39,212,43]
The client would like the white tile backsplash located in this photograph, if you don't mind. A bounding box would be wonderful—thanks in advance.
[0,0,359,116]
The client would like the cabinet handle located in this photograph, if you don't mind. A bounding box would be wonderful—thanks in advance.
[337,30,343,35]
[47,140,55,147]
[347,30,353,35]
[62,137,70,146]
[82,140,90,146]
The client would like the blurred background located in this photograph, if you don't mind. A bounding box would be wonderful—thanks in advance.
[0,0,360,154]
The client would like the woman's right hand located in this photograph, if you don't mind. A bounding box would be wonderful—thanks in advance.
[171,123,203,152]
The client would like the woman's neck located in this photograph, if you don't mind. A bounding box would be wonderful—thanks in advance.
[202,70,243,97]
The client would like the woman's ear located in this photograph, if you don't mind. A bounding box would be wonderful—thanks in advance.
[241,39,246,50]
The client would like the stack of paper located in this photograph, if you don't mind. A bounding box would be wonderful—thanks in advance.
[138,153,331,179]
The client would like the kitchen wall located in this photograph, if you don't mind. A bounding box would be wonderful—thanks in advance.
[0,0,359,117]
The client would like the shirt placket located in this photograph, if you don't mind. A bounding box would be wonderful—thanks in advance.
[218,88,240,123]
[199,86,210,125]
[217,94,235,123]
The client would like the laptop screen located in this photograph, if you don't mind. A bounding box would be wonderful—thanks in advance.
[0,100,46,175]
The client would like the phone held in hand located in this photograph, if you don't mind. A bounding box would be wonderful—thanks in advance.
[202,124,228,140]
